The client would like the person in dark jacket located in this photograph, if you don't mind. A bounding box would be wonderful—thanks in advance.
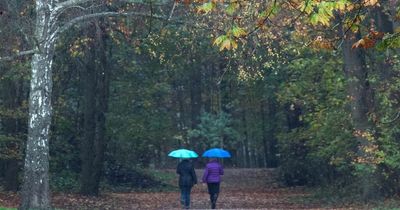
[202,158,224,209]
[176,159,197,209]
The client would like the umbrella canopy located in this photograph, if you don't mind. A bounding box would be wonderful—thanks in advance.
[202,148,231,158]
[168,149,198,158]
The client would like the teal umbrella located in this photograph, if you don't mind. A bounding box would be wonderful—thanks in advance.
[168,149,198,158]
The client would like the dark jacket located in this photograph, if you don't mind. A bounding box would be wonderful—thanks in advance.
[176,159,197,187]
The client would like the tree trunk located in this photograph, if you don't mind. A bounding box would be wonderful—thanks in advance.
[241,109,250,168]
[389,0,400,29]
[261,101,278,168]
[93,22,110,195]
[342,26,377,200]
[80,22,110,195]
[189,63,202,150]
[172,80,186,146]
[19,0,59,207]
[190,66,202,129]
[20,50,54,209]
[80,53,97,195]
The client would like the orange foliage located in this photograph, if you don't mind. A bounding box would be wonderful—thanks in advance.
[352,30,385,49]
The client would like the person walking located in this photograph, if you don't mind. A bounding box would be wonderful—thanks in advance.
[202,158,224,209]
[176,159,197,209]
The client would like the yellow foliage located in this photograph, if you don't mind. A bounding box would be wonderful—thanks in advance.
[219,38,238,51]
[220,39,231,51]
[363,0,379,6]
[231,26,247,38]
[311,36,335,50]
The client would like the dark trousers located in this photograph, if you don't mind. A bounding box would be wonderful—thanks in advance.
[207,183,220,209]
[180,186,192,208]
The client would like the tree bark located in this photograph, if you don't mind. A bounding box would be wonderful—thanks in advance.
[20,0,58,207]
[80,50,97,195]
[80,21,110,195]
[190,65,202,129]
[20,48,54,210]
[92,21,110,195]
[189,62,202,151]
[241,109,249,168]
[261,100,278,168]
[342,26,377,200]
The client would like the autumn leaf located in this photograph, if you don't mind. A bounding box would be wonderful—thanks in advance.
[231,39,238,49]
[352,37,375,49]
[220,39,231,51]
[352,38,365,49]
[310,13,331,26]
[213,35,227,46]
[298,0,314,15]
[225,2,239,15]
[369,31,384,40]
[335,0,350,11]
[312,36,335,50]
[197,2,215,14]
[363,0,379,6]
[231,26,247,38]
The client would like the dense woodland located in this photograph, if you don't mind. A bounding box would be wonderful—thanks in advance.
[0,0,400,209]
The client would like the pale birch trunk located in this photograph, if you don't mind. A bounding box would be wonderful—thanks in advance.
[17,0,171,207]
[20,0,58,209]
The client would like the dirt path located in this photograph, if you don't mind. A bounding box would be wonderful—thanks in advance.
[0,169,359,209]
[56,168,325,209]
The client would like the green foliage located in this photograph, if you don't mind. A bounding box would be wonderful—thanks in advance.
[0,135,23,160]
[231,26,247,38]
[225,2,239,16]
[276,48,358,186]
[197,2,215,14]
[102,164,175,192]
[50,171,79,193]
[188,111,239,148]
[377,32,400,50]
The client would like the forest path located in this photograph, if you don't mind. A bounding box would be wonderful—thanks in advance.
[1,168,360,209]
[54,168,353,209]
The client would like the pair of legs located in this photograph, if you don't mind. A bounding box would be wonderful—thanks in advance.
[180,186,192,209]
[207,183,220,209]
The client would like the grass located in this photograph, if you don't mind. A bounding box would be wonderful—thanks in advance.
[142,169,176,185]
[101,168,178,193]
[370,198,400,210]
[139,168,178,191]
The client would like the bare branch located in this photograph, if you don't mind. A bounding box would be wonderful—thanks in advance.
[55,0,172,10]
[168,0,177,21]
[0,50,36,62]
[55,0,94,10]
[57,11,178,34]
